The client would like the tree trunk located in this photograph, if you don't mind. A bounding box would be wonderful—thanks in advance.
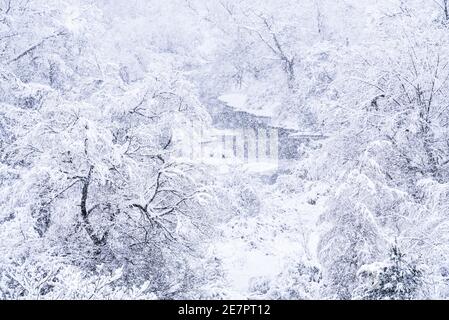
[80,165,108,246]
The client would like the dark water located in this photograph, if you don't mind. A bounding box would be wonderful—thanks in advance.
[207,99,323,160]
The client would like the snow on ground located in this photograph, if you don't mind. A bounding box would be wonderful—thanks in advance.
[218,93,277,118]
[218,92,301,130]
[218,93,248,110]
[206,176,327,298]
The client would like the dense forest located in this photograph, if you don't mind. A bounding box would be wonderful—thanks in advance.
[2,0,449,299]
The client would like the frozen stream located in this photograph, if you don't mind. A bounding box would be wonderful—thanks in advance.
[203,98,326,298]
